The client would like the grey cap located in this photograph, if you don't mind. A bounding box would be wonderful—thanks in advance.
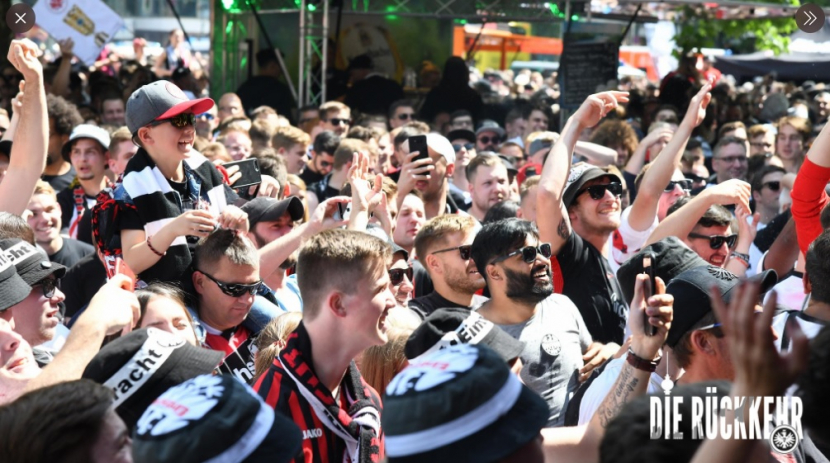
[126,81,214,134]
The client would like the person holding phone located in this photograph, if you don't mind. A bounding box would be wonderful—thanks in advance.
[396,133,459,220]
[114,81,249,285]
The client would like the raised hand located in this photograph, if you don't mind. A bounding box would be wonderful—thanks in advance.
[348,151,384,213]
[7,39,43,83]
[217,205,249,233]
[58,38,75,58]
[310,196,350,231]
[710,283,809,397]
[706,178,751,212]
[171,209,217,238]
[572,91,630,129]
[396,150,434,198]
[682,83,712,128]
[84,274,141,337]
[628,274,673,361]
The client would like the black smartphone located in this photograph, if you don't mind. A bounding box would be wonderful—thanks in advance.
[641,252,657,336]
[408,135,428,162]
[224,158,262,200]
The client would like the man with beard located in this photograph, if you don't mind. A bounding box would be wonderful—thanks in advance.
[241,195,349,314]
[409,214,486,318]
[472,218,609,427]
[56,125,111,244]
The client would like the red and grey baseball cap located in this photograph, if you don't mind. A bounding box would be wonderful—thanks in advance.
[126,81,214,134]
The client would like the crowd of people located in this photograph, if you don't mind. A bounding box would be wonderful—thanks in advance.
[0,30,829,463]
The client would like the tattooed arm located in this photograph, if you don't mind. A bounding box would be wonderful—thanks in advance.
[541,275,673,463]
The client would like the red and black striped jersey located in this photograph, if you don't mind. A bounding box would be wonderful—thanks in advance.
[204,325,257,384]
[254,361,385,463]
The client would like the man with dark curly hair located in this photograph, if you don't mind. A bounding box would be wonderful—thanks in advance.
[42,94,83,192]
[588,119,639,168]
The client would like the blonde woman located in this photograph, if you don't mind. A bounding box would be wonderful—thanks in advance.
[358,307,420,393]
[253,311,302,379]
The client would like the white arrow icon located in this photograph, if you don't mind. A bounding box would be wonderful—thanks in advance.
[804,10,817,26]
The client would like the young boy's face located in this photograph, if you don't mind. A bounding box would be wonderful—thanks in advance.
[143,113,197,157]
[340,260,396,349]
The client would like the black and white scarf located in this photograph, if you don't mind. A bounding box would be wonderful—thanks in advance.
[118,148,229,282]
[280,322,383,463]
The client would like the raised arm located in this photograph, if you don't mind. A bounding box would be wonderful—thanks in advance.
[49,39,74,98]
[644,179,751,247]
[537,92,629,255]
[627,85,711,232]
[791,125,830,252]
[543,274,673,463]
[574,140,618,167]
[0,40,49,216]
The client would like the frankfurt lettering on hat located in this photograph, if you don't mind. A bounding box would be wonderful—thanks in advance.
[3,241,38,264]
[136,374,224,436]
[104,328,186,407]
[417,312,495,359]
[386,344,478,397]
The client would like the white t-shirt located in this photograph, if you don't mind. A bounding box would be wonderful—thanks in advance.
[772,311,826,398]
[578,355,664,425]
[609,206,659,274]
[758,251,806,312]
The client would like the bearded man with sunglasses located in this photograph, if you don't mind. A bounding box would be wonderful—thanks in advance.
[750,165,786,228]
[410,214,487,318]
[192,229,263,384]
[472,218,602,427]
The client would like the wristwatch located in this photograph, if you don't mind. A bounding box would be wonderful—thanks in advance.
[730,251,751,269]
[626,347,661,372]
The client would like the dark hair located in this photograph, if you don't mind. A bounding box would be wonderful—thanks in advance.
[312,130,340,156]
[806,231,830,304]
[672,311,721,368]
[388,99,415,120]
[505,107,524,125]
[46,94,83,137]
[717,120,746,139]
[797,325,830,442]
[471,218,538,280]
[713,136,747,159]
[255,153,288,194]
[346,126,375,143]
[666,197,732,229]
[750,165,786,193]
[449,110,472,122]
[600,381,731,463]
[194,229,259,275]
[136,282,194,326]
[747,153,775,182]
[0,212,35,245]
[256,49,279,68]
[393,125,427,150]
[483,201,519,224]
[0,380,114,463]
[521,103,548,121]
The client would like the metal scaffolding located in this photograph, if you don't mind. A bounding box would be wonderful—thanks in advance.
[298,0,329,107]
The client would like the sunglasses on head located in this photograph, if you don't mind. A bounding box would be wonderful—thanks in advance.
[763,181,781,191]
[432,244,473,261]
[491,243,552,264]
[326,118,351,126]
[477,136,500,145]
[577,182,623,200]
[149,113,195,129]
[34,277,59,299]
[665,179,693,193]
[397,113,415,121]
[199,270,262,297]
[389,267,413,286]
[452,143,475,153]
[687,232,738,250]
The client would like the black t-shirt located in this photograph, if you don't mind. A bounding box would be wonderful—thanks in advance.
[49,238,95,268]
[307,176,341,203]
[62,253,107,320]
[42,165,76,193]
[408,290,488,319]
[556,233,629,345]
[299,168,324,186]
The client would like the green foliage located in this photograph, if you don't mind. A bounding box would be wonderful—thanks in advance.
[673,1,800,57]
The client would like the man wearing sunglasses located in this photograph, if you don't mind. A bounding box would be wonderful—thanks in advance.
[750,165,786,228]
[388,100,417,130]
[447,128,476,202]
[300,130,339,186]
[318,101,351,136]
[537,91,632,347]
[0,239,66,352]
[192,230,263,384]
[410,215,486,318]
[472,219,611,427]
[475,122,505,153]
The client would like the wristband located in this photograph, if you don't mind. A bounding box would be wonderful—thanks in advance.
[626,347,661,372]
[729,252,750,269]
[147,235,166,257]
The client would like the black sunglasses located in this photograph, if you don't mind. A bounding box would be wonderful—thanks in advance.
[577,182,623,200]
[326,118,351,126]
[665,179,693,193]
[687,233,738,250]
[684,172,705,183]
[477,136,500,145]
[452,143,475,153]
[34,277,59,299]
[149,113,195,129]
[491,243,552,264]
[389,267,413,286]
[763,181,781,192]
[199,270,262,297]
[397,113,415,121]
[432,244,473,261]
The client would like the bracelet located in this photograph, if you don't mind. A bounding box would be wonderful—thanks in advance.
[147,235,166,257]
[626,347,661,372]
[729,252,750,269]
